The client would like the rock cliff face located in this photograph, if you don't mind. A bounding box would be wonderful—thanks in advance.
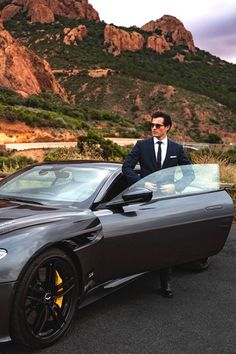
[142,15,196,52]
[104,24,145,56]
[0,21,67,99]
[104,15,196,56]
[63,25,87,45]
[0,0,99,23]
[146,35,170,53]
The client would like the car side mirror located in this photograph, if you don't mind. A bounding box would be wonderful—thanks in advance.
[122,188,153,203]
[106,188,152,209]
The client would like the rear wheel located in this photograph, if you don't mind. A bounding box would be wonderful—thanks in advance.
[11,248,79,349]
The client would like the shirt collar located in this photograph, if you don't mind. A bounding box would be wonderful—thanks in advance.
[153,136,168,145]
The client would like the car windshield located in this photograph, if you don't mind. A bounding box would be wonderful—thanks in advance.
[0,164,111,208]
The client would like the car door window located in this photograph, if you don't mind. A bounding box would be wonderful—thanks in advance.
[111,164,220,203]
[102,175,129,202]
[99,168,141,203]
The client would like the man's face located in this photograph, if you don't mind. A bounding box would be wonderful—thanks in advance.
[151,117,170,140]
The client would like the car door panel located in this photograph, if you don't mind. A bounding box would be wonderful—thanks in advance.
[97,190,233,281]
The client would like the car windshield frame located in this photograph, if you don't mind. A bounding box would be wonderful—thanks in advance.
[0,164,113,209]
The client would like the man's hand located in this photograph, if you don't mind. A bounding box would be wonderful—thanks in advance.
[144,182,157,191]
[159,184,175,194]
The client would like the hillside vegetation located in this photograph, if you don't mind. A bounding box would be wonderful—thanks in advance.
[2,16,236,143]
[0,88,148,139]
[5,16,236,108]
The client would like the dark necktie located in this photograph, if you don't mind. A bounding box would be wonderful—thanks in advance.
[157,141,162,170]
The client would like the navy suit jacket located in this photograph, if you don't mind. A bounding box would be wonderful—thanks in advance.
[122,138,194,191]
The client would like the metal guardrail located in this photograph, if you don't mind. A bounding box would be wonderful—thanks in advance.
[0,142,77,151]
[0,141,235,150]
[183,143,235,151]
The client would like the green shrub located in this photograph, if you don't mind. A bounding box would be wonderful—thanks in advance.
[0,86,23,105]
[77,131,129,161]
[45,147,83,161]
[89,109,120,122]
[205,133,223,144]
[0,155,35,173]
[45,146,103,161]
[24,92,64,111]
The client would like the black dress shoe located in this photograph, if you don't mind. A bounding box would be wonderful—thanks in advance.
[161,288,173,298]
[161,282,173,298]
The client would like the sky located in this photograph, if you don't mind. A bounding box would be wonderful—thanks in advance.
[89,0,236,64]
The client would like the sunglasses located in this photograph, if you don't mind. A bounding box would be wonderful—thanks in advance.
[151,123,165,129]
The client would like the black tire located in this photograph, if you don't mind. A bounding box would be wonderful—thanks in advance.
[189,257,211,271]
[11,248,79,349]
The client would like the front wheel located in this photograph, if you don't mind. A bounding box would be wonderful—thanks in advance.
[11,248,79,349]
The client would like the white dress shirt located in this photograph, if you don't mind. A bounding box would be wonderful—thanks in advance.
[153,137,168,167]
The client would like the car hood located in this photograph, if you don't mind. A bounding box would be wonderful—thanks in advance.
[0,198,95,235]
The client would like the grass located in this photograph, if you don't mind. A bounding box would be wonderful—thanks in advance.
[189,149,236,184]
[0,155,35,174]
[189,149,236,220]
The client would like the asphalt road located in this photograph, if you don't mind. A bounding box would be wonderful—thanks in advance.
[1,224,236,354]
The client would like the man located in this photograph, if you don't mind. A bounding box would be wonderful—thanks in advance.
[122,111,193,298]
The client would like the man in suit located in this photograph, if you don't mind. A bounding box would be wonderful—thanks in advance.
[122,111,193,298]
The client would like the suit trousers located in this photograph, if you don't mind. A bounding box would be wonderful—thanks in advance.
[160,267,172,286]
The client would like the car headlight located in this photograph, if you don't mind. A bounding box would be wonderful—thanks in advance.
[0,249,7,260]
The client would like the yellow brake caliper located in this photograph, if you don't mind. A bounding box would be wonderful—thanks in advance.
[55,270,63,308]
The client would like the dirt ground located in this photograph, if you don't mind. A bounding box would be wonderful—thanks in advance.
[12,149,47,162]
[0,119,77,144]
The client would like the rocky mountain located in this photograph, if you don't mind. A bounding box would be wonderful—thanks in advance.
[0,1,235,144]
[142,15,196,52]
[104,15,196,56]
[104,25,145,56]
[0,0,99,23]
[0,20,67,99]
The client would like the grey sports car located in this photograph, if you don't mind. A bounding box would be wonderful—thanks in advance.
[0,161,233,348]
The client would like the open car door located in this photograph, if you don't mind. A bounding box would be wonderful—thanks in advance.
[96,164,234,281]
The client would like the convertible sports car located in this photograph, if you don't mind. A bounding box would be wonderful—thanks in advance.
[0,161,233,348]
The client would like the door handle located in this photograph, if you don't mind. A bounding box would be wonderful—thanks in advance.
[206,205,223,210]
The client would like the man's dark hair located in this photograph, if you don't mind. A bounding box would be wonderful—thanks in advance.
[151,111,172,130]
